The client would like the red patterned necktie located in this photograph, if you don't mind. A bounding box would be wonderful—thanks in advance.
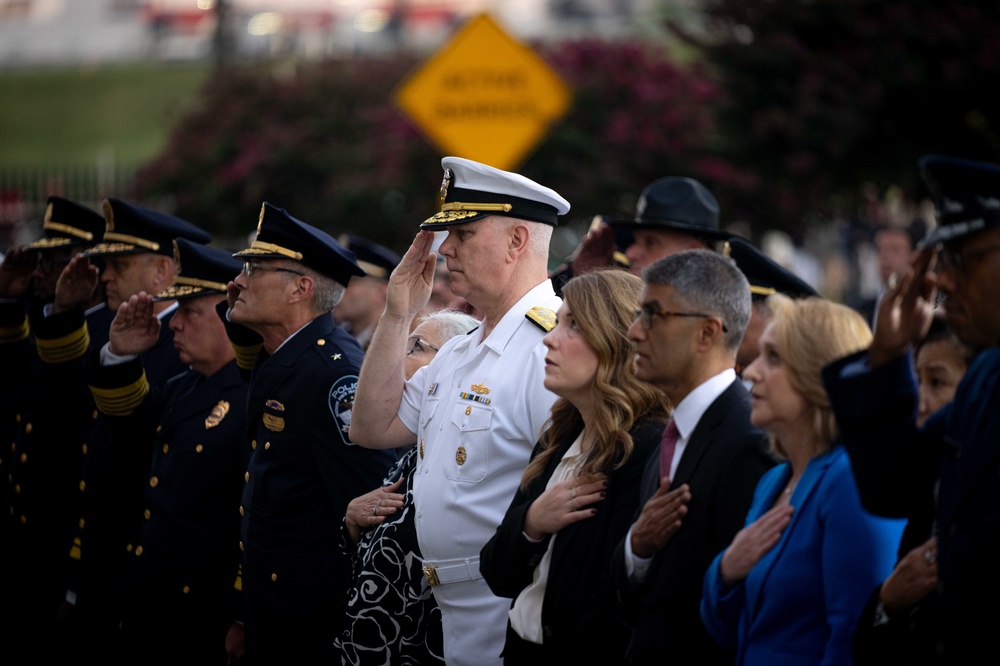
[659,418,680,481]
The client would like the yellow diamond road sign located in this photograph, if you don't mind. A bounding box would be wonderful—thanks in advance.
[394,13,572,172]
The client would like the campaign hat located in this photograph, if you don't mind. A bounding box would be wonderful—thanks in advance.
[81,198,210,257]
[421,156,570,229]
[234,202,365,286]
[605,176,729,241]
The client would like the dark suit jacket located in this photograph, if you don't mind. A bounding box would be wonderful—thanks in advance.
[824,348,1000,664]
[480,417,664,664]
[611,379,775,665]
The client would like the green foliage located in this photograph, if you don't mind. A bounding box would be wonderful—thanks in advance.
[133,42,723,250]
[688,0,1000,231]
[134,57,441,249]
[135,1,1000,247]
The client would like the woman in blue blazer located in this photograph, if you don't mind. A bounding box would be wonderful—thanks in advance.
[701,296,905,666]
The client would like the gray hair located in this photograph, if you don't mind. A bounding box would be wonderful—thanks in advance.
[283,262,344,313]
[489,216,552,260]
[416,308,480,340]
[643,249,751,352]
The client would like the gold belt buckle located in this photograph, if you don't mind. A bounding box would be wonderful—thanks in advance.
[422,564,441,587]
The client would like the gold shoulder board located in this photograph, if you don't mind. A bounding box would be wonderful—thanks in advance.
[525,306,556,332]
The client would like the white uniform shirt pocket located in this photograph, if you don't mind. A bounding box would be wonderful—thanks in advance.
[444,401,493,482]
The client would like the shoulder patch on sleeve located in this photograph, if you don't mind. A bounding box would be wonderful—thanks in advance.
[525,306,556,332]
[328,374,358,446]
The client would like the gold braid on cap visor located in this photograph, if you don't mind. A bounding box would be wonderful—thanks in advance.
[422,202,513,225]
[101,232,161,252]
[43,222,95,241]
[239,240,304,261]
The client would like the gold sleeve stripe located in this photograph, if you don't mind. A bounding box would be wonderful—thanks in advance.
[0,317,29,344]
[233,342,261,372]
[91,372,149,417]
[36,324,90,364]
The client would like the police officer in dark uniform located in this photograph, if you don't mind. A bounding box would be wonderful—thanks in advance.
[824,155,1000,663]
[31,198,211,661]
[221,203,396,663]
[334,233,400,349]
[0,196,107,659]
[85,238,249,665]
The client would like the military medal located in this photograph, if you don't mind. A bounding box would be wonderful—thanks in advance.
[455,445,467,466]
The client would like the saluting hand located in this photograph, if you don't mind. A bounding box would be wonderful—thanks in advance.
[570,220,617,275]
[108,292,160,356]
[0,246,34,299]
[384,230,436,323]
[869,247,937,368]
[630,479,692,558]
[54,254,99,314]
[719,503,794,587]
[523,473,608,541]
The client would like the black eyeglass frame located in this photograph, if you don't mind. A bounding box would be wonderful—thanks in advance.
[632,305,729,333]
[242,261,305,279]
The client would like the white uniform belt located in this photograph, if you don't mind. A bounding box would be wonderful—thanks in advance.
[421,556,482,587]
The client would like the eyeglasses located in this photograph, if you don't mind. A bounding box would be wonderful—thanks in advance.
[242,261,305,279]
[35,254,72,274]
[632,304,728,333]
[936,242,1000,272]
[406,336,440,356]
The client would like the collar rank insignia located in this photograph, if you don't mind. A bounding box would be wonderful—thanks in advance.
[205,400,230,429]
[525,306,556,332]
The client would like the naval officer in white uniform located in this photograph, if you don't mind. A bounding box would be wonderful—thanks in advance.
[350,157,569,665]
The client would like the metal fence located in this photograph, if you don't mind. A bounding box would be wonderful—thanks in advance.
[0,164,137,247]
